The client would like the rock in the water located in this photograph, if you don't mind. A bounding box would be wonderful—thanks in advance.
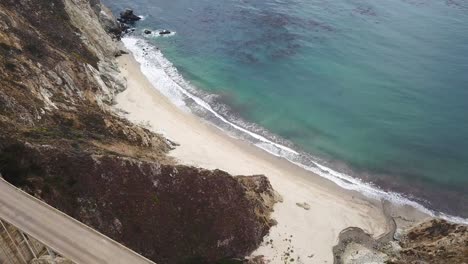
[159,30,171,35]
[118,8,141,24]
[144,29,152,34]
[116,9,142,37]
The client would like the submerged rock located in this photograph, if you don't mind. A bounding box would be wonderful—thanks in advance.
[159,29,171,35]
[144,29,152,34]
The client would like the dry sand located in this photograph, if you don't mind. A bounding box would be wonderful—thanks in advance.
[114,53,416,263]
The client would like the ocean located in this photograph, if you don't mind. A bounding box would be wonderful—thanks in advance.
[102,0,468,221]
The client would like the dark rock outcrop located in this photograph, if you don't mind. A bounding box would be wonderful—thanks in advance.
[0,0,278,263]
[118,8,141,24]
[159,29,171,35]
[114,8,143,37]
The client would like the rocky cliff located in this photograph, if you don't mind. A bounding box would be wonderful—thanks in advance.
[333,218,468,264]
[0,0,279,263]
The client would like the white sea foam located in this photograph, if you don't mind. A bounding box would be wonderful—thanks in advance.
[122,36,468,225]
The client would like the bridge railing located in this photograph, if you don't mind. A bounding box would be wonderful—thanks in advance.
[0,217,67,264]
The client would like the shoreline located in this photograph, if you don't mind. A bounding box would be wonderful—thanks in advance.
[120,36,468,224]
[118,37,468,225]
[114,50,430,262]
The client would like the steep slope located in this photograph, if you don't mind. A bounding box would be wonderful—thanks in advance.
[0,0,279,263]
[389,219,468,264]
[333,218,468,264]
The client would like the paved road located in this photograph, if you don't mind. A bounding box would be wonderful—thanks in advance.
[0,178,155,264]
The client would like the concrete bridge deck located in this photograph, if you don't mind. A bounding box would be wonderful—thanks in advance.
[0,178,155,264]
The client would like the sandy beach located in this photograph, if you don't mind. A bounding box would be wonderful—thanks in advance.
[114,53,425,263]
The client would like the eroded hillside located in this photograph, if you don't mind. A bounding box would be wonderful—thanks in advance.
[0,0,279,263]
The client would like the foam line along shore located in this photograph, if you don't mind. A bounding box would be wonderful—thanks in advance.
[119,36,468,226]
[114,37,434,262]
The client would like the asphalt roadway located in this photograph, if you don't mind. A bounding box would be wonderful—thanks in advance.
[0,178,155,264]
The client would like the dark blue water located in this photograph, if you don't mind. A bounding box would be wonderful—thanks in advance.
[104,0,468,218]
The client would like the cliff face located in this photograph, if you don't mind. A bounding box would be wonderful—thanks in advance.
[0,0,278,263]
[389,219,468,264]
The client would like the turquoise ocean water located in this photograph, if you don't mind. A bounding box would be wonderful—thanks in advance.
[103,0,468,219]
